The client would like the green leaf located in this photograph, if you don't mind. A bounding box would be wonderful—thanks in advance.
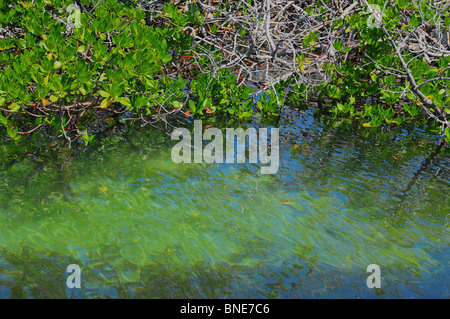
[98,90,110,98]
[161,55,172,63]
[371,73,377,82]
[116,97,131,107]
[8,102,20,112]
[398,0,408,8]
[349,96,356,105]
[0,114,7,126]
[100,98,111,108]
[189,100,196,112]
[173,101,183,109]
[333,40,343,51]
[7,124,19,139]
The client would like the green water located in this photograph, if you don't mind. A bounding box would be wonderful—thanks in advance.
[0,109,449,298]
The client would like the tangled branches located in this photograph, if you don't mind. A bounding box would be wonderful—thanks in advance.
[142,0,449,133]
[0,0,449,145]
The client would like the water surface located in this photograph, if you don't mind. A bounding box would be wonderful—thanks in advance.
[0,109,448,298]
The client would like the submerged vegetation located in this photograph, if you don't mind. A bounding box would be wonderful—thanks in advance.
[0,0,449,146]
[0,108,448,298]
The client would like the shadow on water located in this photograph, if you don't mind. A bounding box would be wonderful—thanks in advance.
[0,108,448,298]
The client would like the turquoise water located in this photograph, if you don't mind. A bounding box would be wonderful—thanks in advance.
[0,109,448,298]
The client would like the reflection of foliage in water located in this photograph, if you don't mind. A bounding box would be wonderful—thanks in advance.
[0,111,448,298]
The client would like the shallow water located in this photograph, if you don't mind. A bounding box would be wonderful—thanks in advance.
[0,109,448,298]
